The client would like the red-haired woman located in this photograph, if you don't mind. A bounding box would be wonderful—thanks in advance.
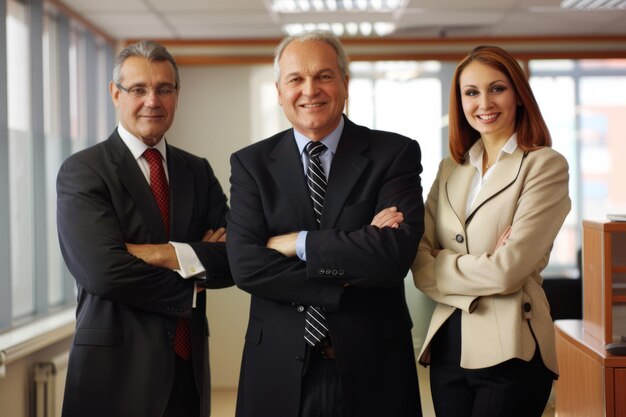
[412,45,571,417]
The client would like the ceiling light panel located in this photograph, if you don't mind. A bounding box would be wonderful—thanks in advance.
[270,0,405,13]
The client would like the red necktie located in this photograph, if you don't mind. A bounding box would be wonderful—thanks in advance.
[144,148,191,360]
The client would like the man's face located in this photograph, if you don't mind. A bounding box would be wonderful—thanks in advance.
[110,56,179,146]
[276,40,349,141]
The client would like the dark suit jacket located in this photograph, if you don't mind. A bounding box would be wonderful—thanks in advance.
[226,116,425,417]
[57,130,232,417]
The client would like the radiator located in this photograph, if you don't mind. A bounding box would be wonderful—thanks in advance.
[33,351,69,417]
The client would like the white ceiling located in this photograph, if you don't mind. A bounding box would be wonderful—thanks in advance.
[57,0,626,40]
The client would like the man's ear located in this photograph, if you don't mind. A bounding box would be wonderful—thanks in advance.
[276,82,283,106]
[109,81,120,108]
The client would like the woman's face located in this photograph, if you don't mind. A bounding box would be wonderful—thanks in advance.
[459,61,518,142]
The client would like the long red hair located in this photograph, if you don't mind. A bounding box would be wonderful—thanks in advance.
[448,45,552,164]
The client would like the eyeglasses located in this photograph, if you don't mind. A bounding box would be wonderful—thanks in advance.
[116,83,178,99]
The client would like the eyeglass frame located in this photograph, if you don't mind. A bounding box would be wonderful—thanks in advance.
[115,83,179,99]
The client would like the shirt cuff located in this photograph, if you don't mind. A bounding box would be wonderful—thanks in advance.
[296,231,307,261]
[192,282,197,309]
[170,241,206,279]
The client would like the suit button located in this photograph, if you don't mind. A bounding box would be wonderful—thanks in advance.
[295,356,304,362]
[455,234,464,243]
[338,270,344,276]
[297,305,305,313]
[325,269,331,275]
[317,268,325,274]
[167,332,174,339]
[332,269,338,276]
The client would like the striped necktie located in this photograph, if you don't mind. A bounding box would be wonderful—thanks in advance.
[303,141,329,346]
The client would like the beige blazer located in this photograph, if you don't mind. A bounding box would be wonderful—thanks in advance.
[412,146,570,374]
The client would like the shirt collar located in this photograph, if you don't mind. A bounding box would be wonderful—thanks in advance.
[293,116,344,157]
[117,123,168,162]
[468,132,518,170]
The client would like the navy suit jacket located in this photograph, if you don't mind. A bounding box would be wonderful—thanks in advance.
[57,130,232,417]
[226,116,425,417]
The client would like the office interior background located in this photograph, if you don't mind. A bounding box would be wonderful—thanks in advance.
[1,0,625,416]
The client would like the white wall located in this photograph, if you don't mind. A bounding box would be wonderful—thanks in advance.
[167,63,435,389]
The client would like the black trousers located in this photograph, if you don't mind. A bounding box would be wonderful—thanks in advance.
[162,355,200,417]
[299,343,348,417]
[429,310,554,417]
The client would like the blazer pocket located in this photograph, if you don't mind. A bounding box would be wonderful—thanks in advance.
[244,317,263,345]
[74,327,123,346]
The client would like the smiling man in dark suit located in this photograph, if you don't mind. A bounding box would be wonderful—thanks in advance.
[226,30,425,417]
[57,40,231,417]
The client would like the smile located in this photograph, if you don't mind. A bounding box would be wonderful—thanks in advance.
[477,113,499,121]
[300,103,325,108]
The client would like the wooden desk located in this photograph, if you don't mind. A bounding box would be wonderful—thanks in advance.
[555,320,626,417]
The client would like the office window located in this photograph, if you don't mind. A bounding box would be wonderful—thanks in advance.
[0,1,114,330]
[530,59,626,273]
[7,0,35,319]
[349,61,443,197]
[43,12,65,306]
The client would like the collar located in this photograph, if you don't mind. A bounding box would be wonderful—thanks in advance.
[293,116,344,157]
[468,133,518,170]
[117,123,168,162]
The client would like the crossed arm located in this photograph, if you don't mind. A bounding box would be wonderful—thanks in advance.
[126,227,226,269]
[267,207,404,257]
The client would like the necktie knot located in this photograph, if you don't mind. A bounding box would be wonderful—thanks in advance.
[306,141,326,159]
[143,148,162,165]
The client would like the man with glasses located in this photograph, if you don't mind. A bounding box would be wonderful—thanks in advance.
[57,40,232,417]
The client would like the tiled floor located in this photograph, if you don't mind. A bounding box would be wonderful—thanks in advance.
[211,365,556,417]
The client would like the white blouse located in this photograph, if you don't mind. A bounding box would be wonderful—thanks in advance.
[465,133,519,218]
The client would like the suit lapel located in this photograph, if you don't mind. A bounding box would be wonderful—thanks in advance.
[268,130,318,231]
[321,119,369,229]
[108,131,167,242]
[467,147,527,223]
[444,161,475,226]
[167,145,194,242]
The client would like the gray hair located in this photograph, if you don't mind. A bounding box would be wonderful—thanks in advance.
[112,40,180,88]
[273,30,349,83]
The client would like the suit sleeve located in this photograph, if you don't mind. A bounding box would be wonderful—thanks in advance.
[435,151,571,297]
[226,152,344,310]
[188,158,233,289]
[305,139,425,289]
[57,156,195,317]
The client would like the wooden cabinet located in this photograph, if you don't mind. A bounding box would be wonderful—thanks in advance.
[555,320,626,417]
[554,221,626,417]
[582,220,626,344]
